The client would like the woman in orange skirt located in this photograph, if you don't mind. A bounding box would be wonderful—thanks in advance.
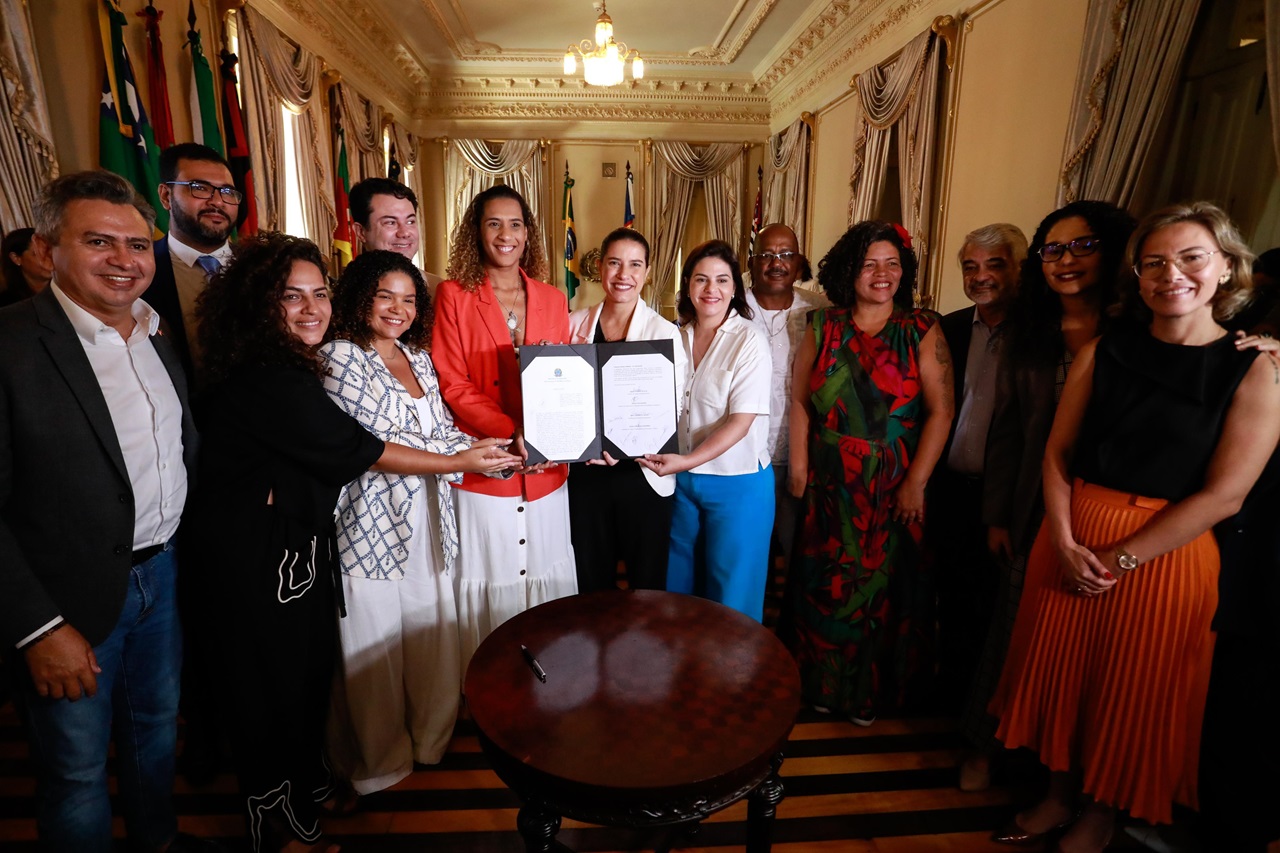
[989,203,1280,853]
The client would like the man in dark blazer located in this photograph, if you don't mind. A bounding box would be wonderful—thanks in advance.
[144,143,240,377]
[0,172,214,852]
[928,223,1025,735]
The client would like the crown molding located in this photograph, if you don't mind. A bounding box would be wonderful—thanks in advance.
[248,0,938,136]
[249,0,423,117]
[767,0,934,119]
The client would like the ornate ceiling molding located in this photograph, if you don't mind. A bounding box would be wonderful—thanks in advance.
[416,79,772,127]
[417,101,769,125]
[249,0,938,135]
[254,0,420,115]
[689,0,780,63]
[417,0,784,69]
[767,0,931,114]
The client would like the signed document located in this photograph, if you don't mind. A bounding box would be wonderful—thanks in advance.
[600,347,677,459]
[521,341,677,464]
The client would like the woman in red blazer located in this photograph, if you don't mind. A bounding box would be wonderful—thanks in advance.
[432,185,577,672]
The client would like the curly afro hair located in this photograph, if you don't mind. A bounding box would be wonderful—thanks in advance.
[329,250,434,352]
[196,231,330,384]
[1007,200,1137,363]
[445,184,548,290]
[817,220,917,310]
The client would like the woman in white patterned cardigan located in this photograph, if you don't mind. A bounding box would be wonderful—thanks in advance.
[319,251,516,797]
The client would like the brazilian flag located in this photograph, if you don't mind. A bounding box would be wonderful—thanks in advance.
[98,0,166,232]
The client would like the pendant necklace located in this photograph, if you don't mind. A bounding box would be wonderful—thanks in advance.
[765,308,787,339]
[495,285,522,333]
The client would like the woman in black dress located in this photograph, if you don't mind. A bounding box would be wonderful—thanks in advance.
[187,233,517,853]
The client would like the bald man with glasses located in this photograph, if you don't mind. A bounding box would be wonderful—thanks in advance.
[745,224,828,600]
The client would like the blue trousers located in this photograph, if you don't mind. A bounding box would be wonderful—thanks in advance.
[667,464,774,622]
[15,546,181,853]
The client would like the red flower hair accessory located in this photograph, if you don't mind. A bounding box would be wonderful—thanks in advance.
[892,222,913,249]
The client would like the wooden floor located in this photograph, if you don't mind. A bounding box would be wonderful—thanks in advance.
[0,701,1149,852]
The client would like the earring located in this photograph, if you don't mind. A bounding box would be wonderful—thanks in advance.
[1218,272,1230,285]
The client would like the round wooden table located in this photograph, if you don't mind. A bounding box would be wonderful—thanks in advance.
[464,589,801,853]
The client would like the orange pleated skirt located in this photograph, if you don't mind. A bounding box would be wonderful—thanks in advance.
[990,480,1218,824]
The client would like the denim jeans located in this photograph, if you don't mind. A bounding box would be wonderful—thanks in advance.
[16,544,181,853]
[667,464,775,622]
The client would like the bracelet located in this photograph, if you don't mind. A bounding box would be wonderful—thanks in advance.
[23,623,63,649]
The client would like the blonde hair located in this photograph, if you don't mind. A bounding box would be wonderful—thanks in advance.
[1117,202,1255,323]
[445,185,549,290]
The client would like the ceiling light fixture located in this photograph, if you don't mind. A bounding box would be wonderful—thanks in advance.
[563,2,644,87]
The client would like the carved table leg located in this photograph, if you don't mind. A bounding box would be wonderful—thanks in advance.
[746,754,785,853]
[517,800,563,853]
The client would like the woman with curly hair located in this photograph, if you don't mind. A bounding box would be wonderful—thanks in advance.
[785,220,954,725]
[988,203,1280,853]
[318,250,501,796]
[188,233,517,853]
[638,240,772,620]
[431,185,576,672]
[965,201,1135,792]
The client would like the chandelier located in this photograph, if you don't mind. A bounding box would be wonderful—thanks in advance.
[563,2,644,87]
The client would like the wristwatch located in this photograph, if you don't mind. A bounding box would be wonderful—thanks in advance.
[1115,546,1139,573]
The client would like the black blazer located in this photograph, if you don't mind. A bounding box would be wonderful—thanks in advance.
[0,288,198,649]
[141,238,194,378]
[936,307,974,469]
[981,348,1059,556]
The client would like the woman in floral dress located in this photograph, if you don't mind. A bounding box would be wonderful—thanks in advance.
[786,220,954,725]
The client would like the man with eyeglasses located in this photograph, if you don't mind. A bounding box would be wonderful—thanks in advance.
[143,143,241,377]
[745,223,828,599]
[142,144,241,789]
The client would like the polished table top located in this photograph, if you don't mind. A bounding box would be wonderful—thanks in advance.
[464,589,801,800]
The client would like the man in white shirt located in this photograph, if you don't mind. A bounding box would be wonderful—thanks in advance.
[745,223,829,586]
[143,143,240,376]
[0,171,210,851]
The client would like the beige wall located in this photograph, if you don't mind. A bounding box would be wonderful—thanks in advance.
[548,141,646,311]
[805,0,1089,313]
[931,0,1089,314]
[31,0,223,175]
[417,139,449,278]
[807,91,860,268]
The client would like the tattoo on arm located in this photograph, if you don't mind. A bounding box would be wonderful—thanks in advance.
[1268,352,1279,385]
[934,330,952,367]
[934,332,955,414]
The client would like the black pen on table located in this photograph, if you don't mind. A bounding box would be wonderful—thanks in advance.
[520,644,547,682]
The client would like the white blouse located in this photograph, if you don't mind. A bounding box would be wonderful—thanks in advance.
[677,310,771,476]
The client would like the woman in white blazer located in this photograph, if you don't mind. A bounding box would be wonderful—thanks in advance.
[567,228,685,592]
[318,251,516,797]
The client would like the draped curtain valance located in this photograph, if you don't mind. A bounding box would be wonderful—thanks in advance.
[645,141,744,308]
[762,118,812,256]
[239,4,335,253]
[444,139,548,270]
[1057,0,1201,207]
[848,27,943,303]
[0,0,58,231]
[335,82,384,184]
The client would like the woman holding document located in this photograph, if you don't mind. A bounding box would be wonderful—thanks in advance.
[567,228,684,593]
[431,185,577,672]
[638,239,773,622]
